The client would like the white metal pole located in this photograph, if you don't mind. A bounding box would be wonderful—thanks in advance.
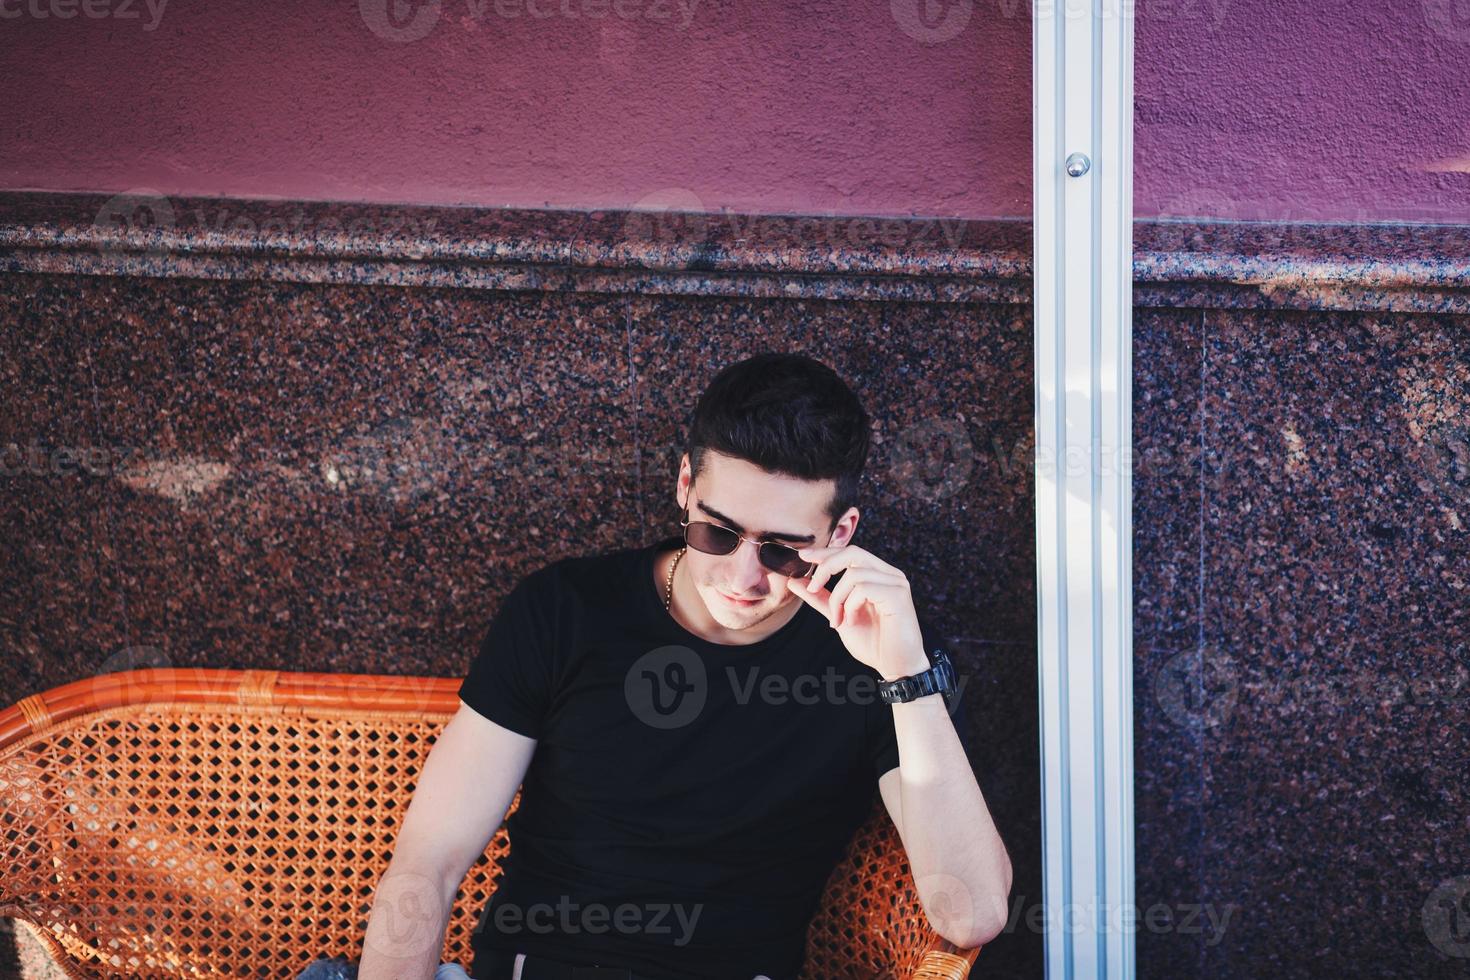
[1032,0,1137,977]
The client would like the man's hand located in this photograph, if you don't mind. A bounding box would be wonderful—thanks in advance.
[785,544,929,681]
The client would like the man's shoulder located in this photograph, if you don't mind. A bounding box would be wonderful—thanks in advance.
[517,540,647,601]
[553,538,643,577]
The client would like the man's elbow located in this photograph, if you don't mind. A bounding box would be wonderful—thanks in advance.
[936,903,1008,949]
[934,909,1007,950]
[925,861,1013,949]
[954,913,1007,950]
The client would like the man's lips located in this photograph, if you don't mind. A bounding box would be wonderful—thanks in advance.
[720,590,763,605]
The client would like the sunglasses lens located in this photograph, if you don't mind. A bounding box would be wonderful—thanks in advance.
[759,543,811,578]
[685,522,812,576]
[685,521,740,556]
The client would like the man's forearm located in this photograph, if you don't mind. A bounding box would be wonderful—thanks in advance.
[358,861,459,980]
[887,666,1012,948]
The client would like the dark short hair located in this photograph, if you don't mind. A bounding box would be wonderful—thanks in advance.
[685,352,871,528]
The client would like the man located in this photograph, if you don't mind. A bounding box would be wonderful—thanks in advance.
[355,352,1011,980]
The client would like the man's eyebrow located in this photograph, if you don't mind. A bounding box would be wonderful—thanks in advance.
[695,500,817,544]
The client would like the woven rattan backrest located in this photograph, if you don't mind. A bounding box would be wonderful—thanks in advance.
[0,668,948,979]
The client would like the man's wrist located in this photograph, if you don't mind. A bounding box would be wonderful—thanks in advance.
[879,648,932,683]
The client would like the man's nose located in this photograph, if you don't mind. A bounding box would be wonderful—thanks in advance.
[729,537,768,589]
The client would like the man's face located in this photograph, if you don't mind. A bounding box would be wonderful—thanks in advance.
[676,450,857,630]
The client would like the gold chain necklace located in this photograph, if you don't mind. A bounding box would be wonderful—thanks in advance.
[664,546,686,612]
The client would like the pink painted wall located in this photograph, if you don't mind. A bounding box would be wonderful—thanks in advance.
[0,0,1464,222]
[0,0,1031,218]
[1135,0,1470,224]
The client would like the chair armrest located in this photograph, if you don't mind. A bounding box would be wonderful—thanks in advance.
[799,794,985,979]
[911,940,981,979]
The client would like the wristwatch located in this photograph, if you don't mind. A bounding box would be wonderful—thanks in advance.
[876,648,957,707]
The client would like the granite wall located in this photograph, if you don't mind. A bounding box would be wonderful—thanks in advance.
[0,193,1043,976]
[2,193,1467,978]
[1131,224,1470,978]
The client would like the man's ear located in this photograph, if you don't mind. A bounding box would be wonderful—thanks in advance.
[676,456,692,511]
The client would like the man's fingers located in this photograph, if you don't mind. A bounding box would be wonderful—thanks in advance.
[798,544,901,596]
[786,577,831,616]
[826,567,903,618]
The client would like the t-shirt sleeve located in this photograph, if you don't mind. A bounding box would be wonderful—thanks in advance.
[867,614,966,780]
[457,566,561,740]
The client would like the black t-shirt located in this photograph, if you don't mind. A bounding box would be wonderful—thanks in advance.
[458,535,955,980]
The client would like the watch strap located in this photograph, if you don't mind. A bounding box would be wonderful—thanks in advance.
[877,648,956,705]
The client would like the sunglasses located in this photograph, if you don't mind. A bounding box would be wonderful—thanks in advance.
[679,510,824,578]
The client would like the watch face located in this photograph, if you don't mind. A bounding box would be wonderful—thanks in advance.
[929,648,946,670]
[934,651,956,692]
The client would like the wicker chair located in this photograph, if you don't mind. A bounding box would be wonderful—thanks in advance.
[0,668,980,979]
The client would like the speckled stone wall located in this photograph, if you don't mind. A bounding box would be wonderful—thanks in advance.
[2,192,1467,979]
[1130,225,1470,979]
[0,192,1042,977]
